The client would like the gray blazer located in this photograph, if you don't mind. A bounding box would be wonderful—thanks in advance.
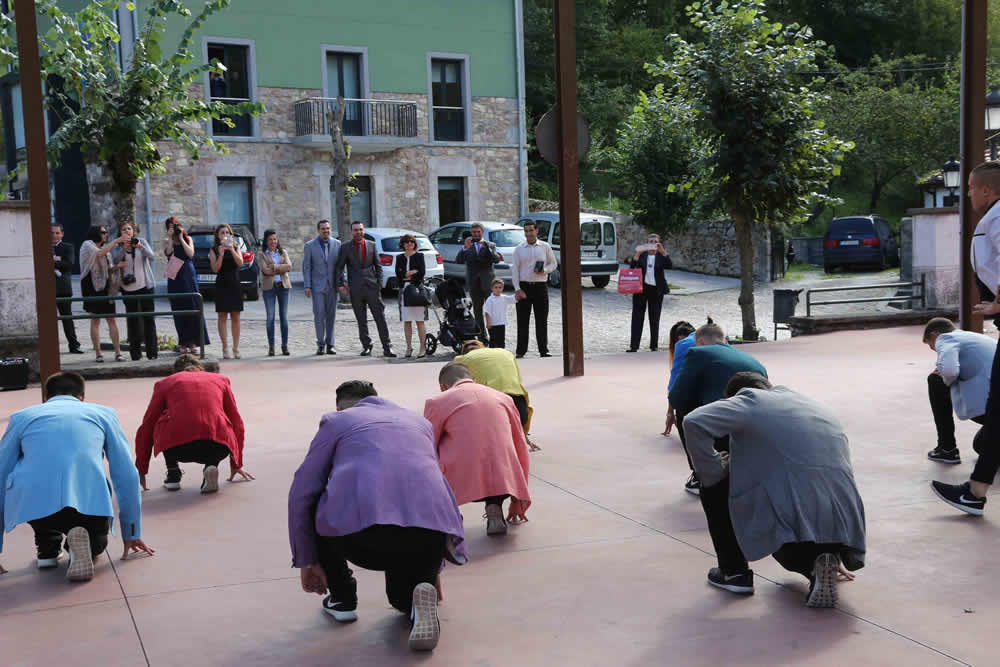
[936,330,997,420]
[335,239,381,295]
[683,386,866,568]
[302,236,341,294]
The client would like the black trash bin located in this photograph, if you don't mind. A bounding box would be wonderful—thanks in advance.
[773,289,802,339]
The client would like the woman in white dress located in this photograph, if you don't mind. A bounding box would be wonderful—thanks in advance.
[394,234,428,358]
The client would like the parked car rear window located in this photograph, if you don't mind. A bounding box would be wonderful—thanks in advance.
[603,222,616,246]
[490,229,526,246]
[828,219,875,235]
[581,222,601,246]
[190,233,247,251]
[381,236,435,252]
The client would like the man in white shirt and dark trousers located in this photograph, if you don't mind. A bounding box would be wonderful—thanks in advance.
[627,234,672,353]
[511,221,558,358]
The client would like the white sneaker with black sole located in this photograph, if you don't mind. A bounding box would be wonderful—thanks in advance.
[806,553,839,608]
[409,582,440,651]
[65,527,95,582]
[201,465,220,494]
[322,595,358,623]
[706,567,754,594]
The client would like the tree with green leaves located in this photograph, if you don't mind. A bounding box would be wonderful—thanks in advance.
[0,0,264,226]
[624,0,851,340]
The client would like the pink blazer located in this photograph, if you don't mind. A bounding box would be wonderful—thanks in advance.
[423,379,531,506]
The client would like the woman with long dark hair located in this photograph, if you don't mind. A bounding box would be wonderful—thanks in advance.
[164,217,210,354]
[79,225,122,362]
[258,229,292,356]
[209,223,244,359]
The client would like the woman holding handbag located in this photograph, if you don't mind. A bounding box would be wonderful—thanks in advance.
[164,217,210,354]
[395,234,428,358]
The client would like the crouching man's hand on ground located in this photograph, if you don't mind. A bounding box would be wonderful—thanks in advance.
[300,565,328,595]
[229,467,256,483]
[122,539,155,561]
[0,563,7,575]
[507,498,531,523]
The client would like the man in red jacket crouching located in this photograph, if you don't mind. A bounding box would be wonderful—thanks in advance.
[135,355,255,493]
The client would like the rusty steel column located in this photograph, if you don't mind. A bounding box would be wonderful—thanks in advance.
[13,0,59,392]
[959,0,987,332]
[553,0,584,376]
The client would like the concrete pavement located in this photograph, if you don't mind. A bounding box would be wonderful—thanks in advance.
[1,326,994,665]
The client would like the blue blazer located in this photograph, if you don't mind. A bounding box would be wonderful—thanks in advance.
[302,236,342,294]
[0,396,142,552]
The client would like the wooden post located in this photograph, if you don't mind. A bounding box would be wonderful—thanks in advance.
[14,0,59,394]
[959,0,987,332]
[553,0,584,376]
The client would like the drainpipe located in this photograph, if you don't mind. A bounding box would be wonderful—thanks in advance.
[514,0,528,217]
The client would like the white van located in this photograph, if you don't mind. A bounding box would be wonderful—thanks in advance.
[516,211,618,288]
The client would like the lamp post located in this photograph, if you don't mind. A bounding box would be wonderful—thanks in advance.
[943,158,961,205]
[987,86,1000,160]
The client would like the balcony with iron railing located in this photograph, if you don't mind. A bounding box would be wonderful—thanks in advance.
[293,98,421,153]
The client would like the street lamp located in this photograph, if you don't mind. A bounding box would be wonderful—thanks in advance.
[943,158,961,207]
[987,86,1000,160]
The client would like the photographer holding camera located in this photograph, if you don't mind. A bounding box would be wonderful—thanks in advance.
[111,221,158,361]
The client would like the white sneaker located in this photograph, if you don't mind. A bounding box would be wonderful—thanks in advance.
[201,465,220,494]
[484,504,507,536]
[37,556,59,569]
[65,527,94,582]
[408,583,440,651]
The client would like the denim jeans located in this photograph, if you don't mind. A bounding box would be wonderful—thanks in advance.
[263,284,289,346]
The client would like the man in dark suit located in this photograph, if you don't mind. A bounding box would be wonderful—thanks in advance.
[335,221,395,357]
[668,321,768,495]
[627,234,672,352]
[455,222,500,343]
[52,223,82,353]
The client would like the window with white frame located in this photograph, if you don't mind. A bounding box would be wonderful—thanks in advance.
[207,41,255,137]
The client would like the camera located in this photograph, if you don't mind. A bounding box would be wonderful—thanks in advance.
[534,260,545,273]
[130,238,140,246]
[122,273,136,286]
[222,234,234,248]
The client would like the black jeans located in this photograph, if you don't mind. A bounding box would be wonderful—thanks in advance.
[630,283,664,350]
[973,339,1000,484]
[163,440,231,469]
[317,524,446,613]
[508,393,529,431]
[927,372,986,453]
[772,541,850,578]
[28,507,110,560]
[469,281,489,343]
[478,494,509,507]
[676,412,730,472]
[515,282,549,356]
[489,325,506,349]
[123,287,158,360]
[56,296,80,349]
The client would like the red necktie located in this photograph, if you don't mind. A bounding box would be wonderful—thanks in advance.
[356,241,365,262]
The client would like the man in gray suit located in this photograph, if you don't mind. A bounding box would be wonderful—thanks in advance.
[923,318,996,464]
[302,220,341,355]
[335,221,394,357]
[683,372,866,609]
[456,222,501,343]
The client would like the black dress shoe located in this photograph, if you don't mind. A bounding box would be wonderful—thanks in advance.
[383,349,397,358]
[515,354,525,359]
[360,344,373,357]
[540,352,552,358]
[282,346,290,356]
[68,346,84,355]
[326,345,337,355]
[626,348,638,353]
[316,346,325,355]
[650,346,658,351]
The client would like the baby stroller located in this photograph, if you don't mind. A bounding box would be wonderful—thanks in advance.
[426,278,481,354]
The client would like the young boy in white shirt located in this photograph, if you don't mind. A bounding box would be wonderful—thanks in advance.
[483,279,517,349]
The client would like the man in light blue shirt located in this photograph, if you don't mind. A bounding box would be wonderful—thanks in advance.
[0,372,153,582]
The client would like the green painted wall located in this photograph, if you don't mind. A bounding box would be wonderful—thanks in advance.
[133,0,518,97]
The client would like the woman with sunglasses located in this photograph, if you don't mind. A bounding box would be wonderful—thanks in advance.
[78,225,123,362]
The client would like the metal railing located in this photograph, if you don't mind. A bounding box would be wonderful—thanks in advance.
[805,274,926,316]
[294,98,419,138]
[56,292,207,359]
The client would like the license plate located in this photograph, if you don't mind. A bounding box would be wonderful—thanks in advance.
[198,274,216,282]
[582,250,599,257]
[839,240,860,246]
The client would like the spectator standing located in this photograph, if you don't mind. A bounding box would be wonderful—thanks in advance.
[259,229,293,357]
[511,221,557,358]
[52,223,83,354]
[786,241,796,270]
[135,354,254,493]
[302,220,341,356]
[395,234,428,358]
[455,222,500,343]
[163,217,209,354]
[209,223,244,359]
[0,372,154,582]
[79,225,122,362]
[335,221,395,357]
[111,221,158,361]
[627,234,672,353]
[483,278,516,349]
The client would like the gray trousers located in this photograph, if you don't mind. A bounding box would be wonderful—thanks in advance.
[311,289,338,347]
[351,287,391,349]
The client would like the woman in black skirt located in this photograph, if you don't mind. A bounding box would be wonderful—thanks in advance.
[209,223,245,359]
[78,224,122,362]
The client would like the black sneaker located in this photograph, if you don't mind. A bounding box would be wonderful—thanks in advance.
[322,595,358,623]
[684,472,701,496]
[927,447,961,464]
[707,567,754,594]
[163,467,183,491]
[931,480,986,516]
[326,345,337,356]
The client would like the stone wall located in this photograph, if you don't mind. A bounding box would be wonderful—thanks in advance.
[910,207,959,308]
[0,201,40,377]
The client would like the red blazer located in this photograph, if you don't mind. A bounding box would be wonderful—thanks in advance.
[135,371,245,474]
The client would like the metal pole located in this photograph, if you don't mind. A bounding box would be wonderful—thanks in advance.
[553,0,583,377]
[13,0,59,393]
[959,0,987,332]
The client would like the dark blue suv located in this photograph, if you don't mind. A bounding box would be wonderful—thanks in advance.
[823,215,899,273]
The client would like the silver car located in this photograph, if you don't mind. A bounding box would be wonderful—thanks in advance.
[428,221,526,285]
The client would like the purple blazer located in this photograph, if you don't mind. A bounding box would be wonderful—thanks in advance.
[288,396,467,567]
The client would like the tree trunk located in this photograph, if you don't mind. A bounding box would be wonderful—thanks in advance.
[86,162,137,234]
[868,180,884,212]
[327,97,352,242]
[731,209,759,341]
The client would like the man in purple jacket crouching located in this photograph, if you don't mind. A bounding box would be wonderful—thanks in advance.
[288,380,467,652]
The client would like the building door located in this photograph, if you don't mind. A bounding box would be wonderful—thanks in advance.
[326,52,363,136]
[438,177,465,225]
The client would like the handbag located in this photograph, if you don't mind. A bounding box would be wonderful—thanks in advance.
[617,267,643,294]
[165,254,185,280]
[403,283,431,307]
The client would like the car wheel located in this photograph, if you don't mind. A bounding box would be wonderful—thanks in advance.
[547,268,561,288]
[591,275,610,289]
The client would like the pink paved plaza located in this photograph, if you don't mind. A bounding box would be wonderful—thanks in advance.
[0,326,994,665]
